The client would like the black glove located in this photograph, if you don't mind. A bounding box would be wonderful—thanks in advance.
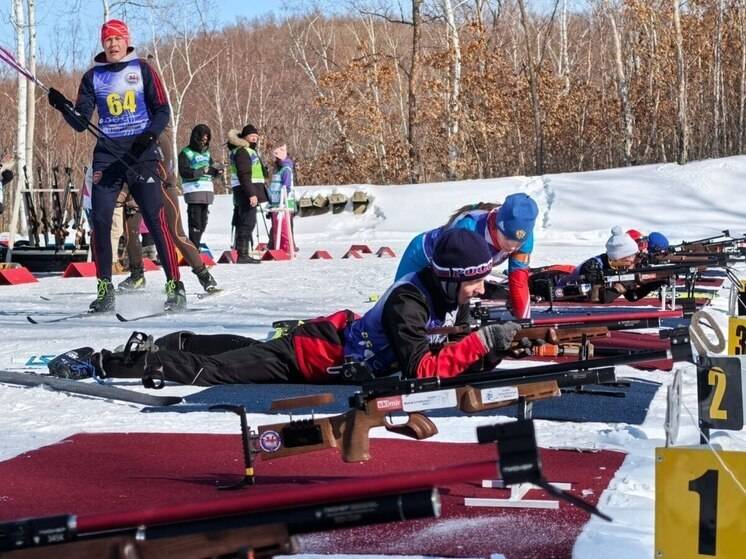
[476,322,522,354]
[0,202,4,214]
[1,169,13,186]
[206,166,223,177]
[128,131,157,161]
[48,87,73,113]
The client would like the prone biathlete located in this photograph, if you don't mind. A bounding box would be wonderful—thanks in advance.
[48,229,523,385]
[395,193,539,319]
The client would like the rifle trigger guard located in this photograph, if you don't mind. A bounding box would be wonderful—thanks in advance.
[384,412,438,440]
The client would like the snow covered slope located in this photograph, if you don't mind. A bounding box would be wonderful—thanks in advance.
[2,155,746,558]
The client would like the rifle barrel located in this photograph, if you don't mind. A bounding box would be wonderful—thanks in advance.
[438,349,669,389]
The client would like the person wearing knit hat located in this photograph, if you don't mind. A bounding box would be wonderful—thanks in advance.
[529,225,666,304]
[267,143,297,255]
[45,18,184,313]
[227,124,268,263]
[606,225,640,268]
[54,228,523,385]
[647,232,670,253]
[626,228,648,252]
[395,193,539,319]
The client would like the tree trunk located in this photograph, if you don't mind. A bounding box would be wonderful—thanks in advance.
[408,0,423,183]
[673,0,688,163]
[25,0,36,191]
[442,0,462,180]
[606,0,634,166]
[8,0,28,257]
[560,0,570,93]
[712,0,723,157]
[517,0,544,175]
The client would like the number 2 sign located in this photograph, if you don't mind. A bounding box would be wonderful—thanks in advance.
[696,356,744,435]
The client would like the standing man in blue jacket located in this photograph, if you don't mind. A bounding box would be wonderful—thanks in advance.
[47,19,185,312]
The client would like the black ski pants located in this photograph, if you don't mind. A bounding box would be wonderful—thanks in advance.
[232,187,257,247]
[187,203,210,248]
[91,160,180,281]
[102,332,305,385]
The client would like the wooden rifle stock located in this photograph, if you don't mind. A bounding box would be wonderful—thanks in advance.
[256,377,571,463]
[516,326,608,345]
[456,380,560,413]
[257,408,437,463]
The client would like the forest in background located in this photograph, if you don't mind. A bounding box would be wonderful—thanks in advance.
[1,0,744,211]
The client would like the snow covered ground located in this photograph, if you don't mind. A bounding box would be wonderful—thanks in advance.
[2,155,746,558]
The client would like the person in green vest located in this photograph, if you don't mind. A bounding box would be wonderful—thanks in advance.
[227,124,267,264]
[178,124,222,249]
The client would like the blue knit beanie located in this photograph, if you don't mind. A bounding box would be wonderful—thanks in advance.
[647,232,670,253]
[497,193,538,241]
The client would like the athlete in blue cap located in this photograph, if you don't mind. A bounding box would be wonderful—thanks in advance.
[395,193,539,318]
[647,232,670,253]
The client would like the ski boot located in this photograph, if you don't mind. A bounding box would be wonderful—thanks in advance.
[194,265,218,292]
[117,265,146,292]
[47,347,103,380]
[117,332,166,388]
[89,279,116,313]
[152,330,195,352]
[121,331,159,359]
[164,279,187,312]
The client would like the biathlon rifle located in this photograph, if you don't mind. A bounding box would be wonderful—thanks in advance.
[50,166,67,250]
[642,250,737,266]
[0,484,439,558]
[671,230,746,255]
[21,166,40,247]
[66,166,86,249]
[35,166,50,247]
[469,304,680,332]
[247,349,670,464]
[602,262,709,288]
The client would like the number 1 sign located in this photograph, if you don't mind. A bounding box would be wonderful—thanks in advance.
[655,447,745,559]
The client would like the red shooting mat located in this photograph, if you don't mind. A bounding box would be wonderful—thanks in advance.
[0,433,624,558]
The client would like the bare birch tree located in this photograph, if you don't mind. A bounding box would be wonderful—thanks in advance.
[25,0,35,191]
[673,0,688,163]
[517,0,545,174]
[408,0,423,183]
[8,0,28,254]
[605,0,633,165]
[712,0,723,157]
[441,0,463,180]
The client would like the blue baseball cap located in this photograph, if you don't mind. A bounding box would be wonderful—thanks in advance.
[647,232,669,253]
[496,193,538,242]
